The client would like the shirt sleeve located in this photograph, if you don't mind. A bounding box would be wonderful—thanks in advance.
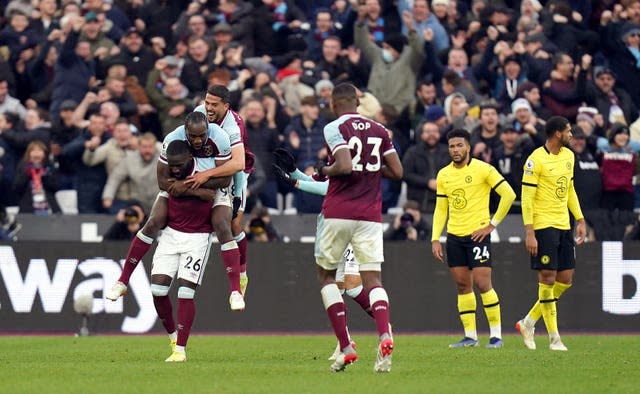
[521,154,540,226]
[431,172,448,241]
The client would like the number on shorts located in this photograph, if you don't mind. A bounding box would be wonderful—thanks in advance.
[348,136,382,172]
[472,246,490,261]
[342,246,355,264]
[184,256,202,271]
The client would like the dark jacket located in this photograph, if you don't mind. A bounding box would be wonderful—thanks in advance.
[12,160,61,214]
[283,115,327,169]
[50,31,95,120]
[61,131,109,213]
[401,141,449,212]
[584,82,638,131]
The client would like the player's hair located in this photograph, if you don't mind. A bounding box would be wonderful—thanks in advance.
[331,83,358,107]
[185,111,208,130]
[206,84,231,103]
[446,128,471,143]
[544,116,569,139]
[166,139,191,157]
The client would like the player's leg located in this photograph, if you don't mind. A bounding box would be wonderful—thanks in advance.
[448,266,478,347]
[352,221,392,372]
[106,193,169,301]
[315,216,356,371]
[473,266,502,348]
[231,172,249,295]
[151,274,176,351]
[211,188,243,310]
[446,236,478,347]
[520,269,573,331]
[167,232,212,362]
[341,245,372,317]
[149,229,180,356]
[328,248,359,361]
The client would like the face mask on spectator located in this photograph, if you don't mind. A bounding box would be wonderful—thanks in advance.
[382,49,394,64]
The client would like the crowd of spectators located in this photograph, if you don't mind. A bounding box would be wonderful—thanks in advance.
[2,0,640,241]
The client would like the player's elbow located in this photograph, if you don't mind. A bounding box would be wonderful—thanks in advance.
[334,160,353,175]
[390,166,403,180]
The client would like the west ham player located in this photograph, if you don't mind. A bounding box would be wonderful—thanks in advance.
[105,112,245,311]
[431,129,515,349]
[517,116,586,351]
[314,83,402,373]
[153,140,219,362]
[188,85,255,297]
[272,148,372,361]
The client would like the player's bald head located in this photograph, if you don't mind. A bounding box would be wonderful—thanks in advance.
[331,83,359,114]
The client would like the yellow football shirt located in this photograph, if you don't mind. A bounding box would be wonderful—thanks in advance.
[433,158,507,237]
[521,146,584,230]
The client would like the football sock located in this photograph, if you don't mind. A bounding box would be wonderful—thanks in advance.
[152,295,175,334]
[221,240,241,293]
[321,284,351,351]
[369,286,391,340]
[457,292,477,340]
[345,285,373,318]
[538,283,559,337]
[169,331,177,342]
[235,231,248,273]
[481,288,502,339]
[525,281,572,327]
[118,231,154,285]
[175,345,185,354]
[177,287,196,347]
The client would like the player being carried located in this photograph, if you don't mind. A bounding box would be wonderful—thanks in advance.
[152,140,225,362]
[105,111,246,311]
[311,83,402,373]
[187,85,255,298]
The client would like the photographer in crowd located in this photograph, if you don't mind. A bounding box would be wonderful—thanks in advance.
[384,200,431,241]
[103,202,146,241]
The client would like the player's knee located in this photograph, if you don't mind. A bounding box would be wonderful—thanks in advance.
[143,216,165,236]
[150,284,170,297]
[177,286,195,299]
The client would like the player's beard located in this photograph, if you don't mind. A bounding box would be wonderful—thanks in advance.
[452,151,468,164]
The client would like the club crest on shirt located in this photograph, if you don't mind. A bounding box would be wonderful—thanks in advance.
[465,175,472,183]
[566,161,571,170]
[203,144,213,156]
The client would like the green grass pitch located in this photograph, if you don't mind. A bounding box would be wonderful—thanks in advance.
[1,334,638,393]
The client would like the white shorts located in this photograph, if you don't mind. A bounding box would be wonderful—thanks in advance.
[335,243,361,283]
[151,226,213,285]
[213,186,232,208]
[159,187,231,208]
[315,215,384,271]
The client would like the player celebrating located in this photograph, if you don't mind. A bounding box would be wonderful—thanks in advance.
[105,112,245,311]
[188,85,255,297]
[152,140,222,362]
[517,116,586,351]
[431,129,515,349]
[314,83,402,373]
[272,148,373,360]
